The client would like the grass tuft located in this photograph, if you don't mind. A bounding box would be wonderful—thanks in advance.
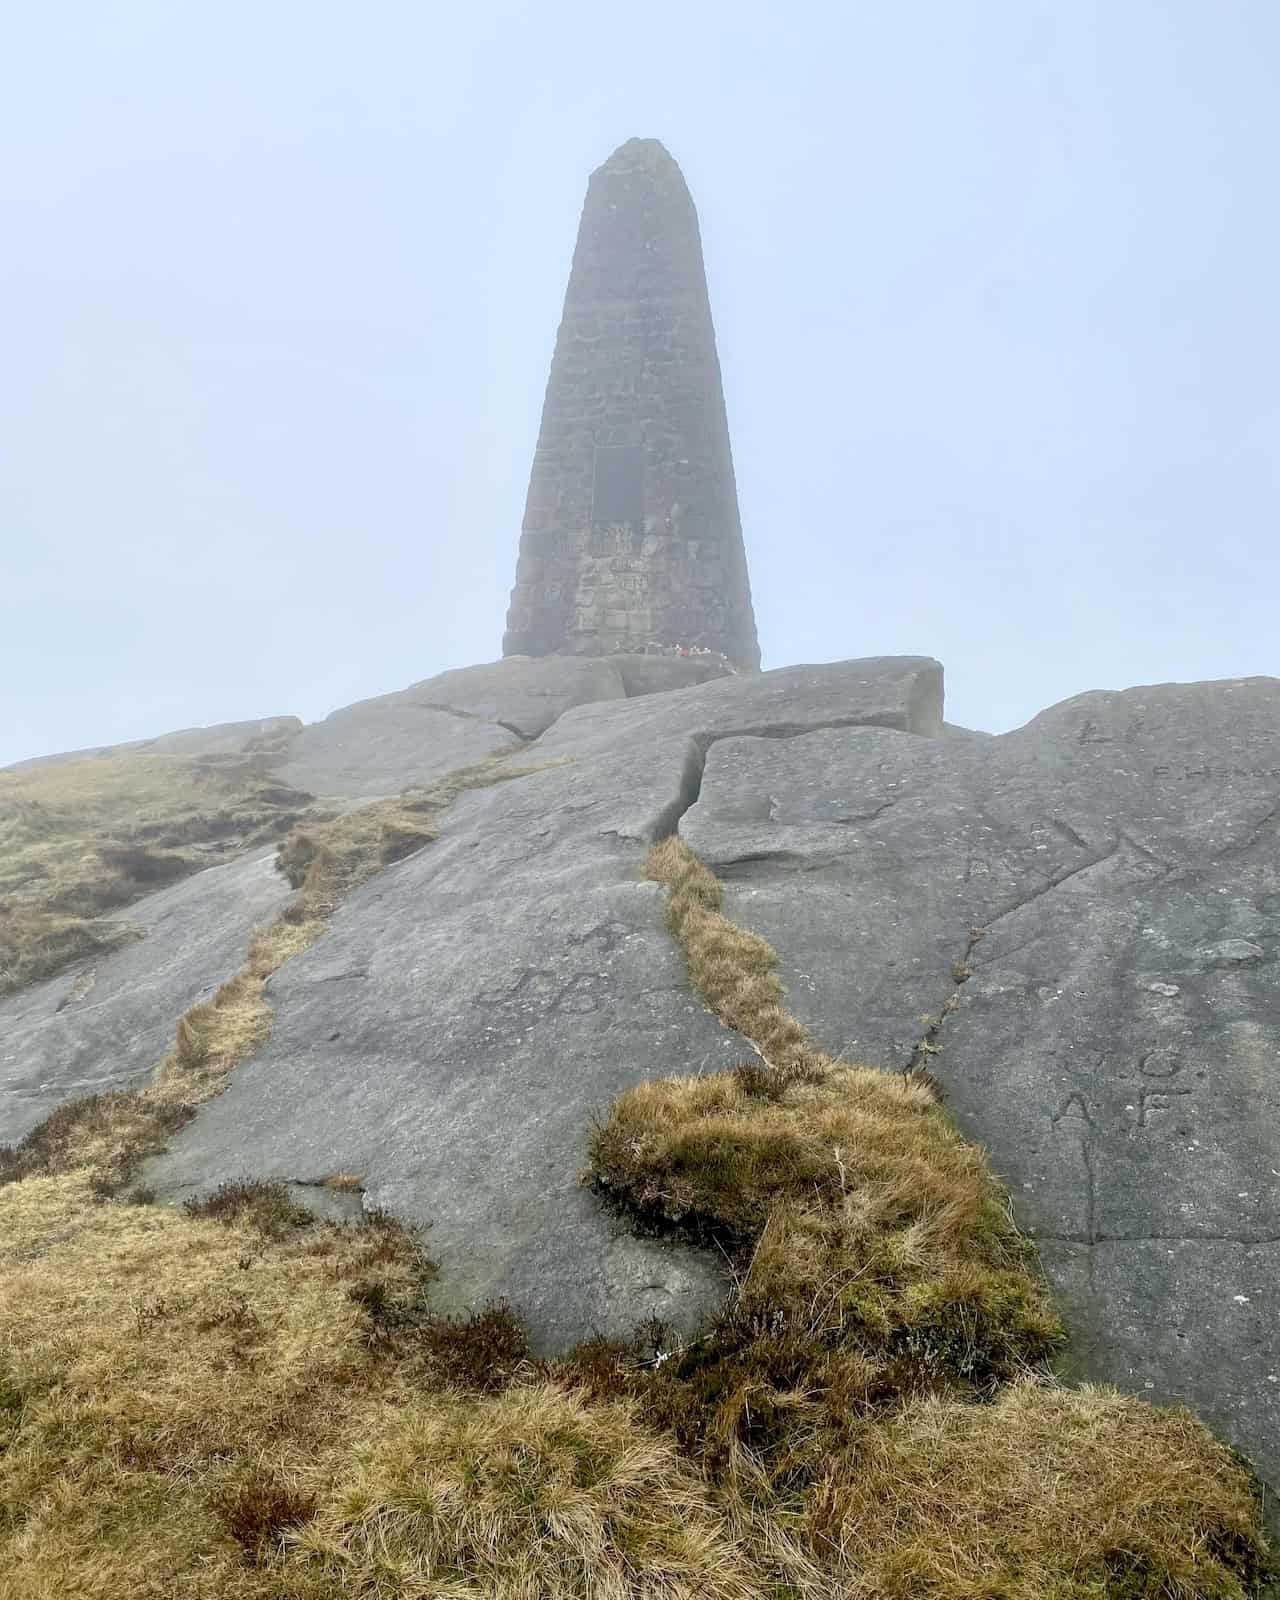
[185,1180,315,1240]
[285,1380,763,1599]
[213,1469,317,1563]
[807,1381,1272,1599]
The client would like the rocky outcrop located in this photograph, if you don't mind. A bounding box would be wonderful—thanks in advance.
[679,675,1280,1510]
[4,655,1276,1523]
[140,659,942,1349]
[269,654,733,800]
[0,849,290,1143]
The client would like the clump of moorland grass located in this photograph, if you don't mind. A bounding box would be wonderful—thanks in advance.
[275,751,548,900]
[591,837,1062,1463]
[642,834,813,1073]
[0,752,555,1199]
[588,1061,1063,1470]
[285,1380,764,1600]
[0,1088,195,1194]
[0,750,314,997]
[578,836,1273,1595]
[185,1178,316,1240]
[807,1381,1271,1599]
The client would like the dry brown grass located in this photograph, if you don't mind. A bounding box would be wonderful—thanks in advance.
[0,810,1270,1599]
[0,752,559,1197]
[642,835,811,1072]
[805,1381,1269,1599]
[0,750,314,996]
[592,838,1062,1449]
[274,754,552,900]
[0,1174,764,1599]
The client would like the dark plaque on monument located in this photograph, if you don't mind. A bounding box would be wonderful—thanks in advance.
[591,445,644,528]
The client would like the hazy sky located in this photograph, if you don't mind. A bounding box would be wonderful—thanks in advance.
[3,1,1277,765]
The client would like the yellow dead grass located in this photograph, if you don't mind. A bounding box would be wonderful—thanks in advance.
[0,749,313,996]
[0,1174,763,1600]
[808,1381,1269,1599]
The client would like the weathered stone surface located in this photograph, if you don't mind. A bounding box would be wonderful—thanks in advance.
[503,139,760,668]
[680,675,1280,1516]
[394,656,628,739]
[277,706,513,803]
[272,657,631,799]
[6,716,301,771]
[270,650,897,804]
[0,849,291,1144]
[142,658,941,1351]
[609,654,732,697]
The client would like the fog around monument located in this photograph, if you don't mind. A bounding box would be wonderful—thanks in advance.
[3,1,1277,766]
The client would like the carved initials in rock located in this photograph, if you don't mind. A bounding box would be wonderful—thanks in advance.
[1051,1092,1095,1127]
[477,966,616,1018]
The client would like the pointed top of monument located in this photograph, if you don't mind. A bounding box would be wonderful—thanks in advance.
[595,137,681,176]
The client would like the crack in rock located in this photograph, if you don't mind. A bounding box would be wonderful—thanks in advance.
[407,699,532,744]
[1039,1233,1280,1247]
[652,716,922,843]
[904,926,985,1077]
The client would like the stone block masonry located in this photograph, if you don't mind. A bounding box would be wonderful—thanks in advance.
[503,138,761,670]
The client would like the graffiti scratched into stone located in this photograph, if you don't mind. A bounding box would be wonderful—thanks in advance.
[1151,763,1280,780]
[1078,718,1145,746]
[477,967,616,1019]
[1133,1085,1193,1127]
[1051,1092,1095,1127]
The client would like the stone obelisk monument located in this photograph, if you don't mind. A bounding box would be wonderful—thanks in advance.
[503,139,761,669]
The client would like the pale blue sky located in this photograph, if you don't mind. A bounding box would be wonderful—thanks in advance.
[2,1,1277,765]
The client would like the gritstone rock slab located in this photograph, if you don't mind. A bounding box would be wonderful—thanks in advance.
[680,674,1280,1518]
[0,850,292,1144]
[141,657,943,1351]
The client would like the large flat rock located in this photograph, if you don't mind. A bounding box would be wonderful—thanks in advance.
[394,656,627,739]
[272,656,627,800]
[679,675,1280,1516]
[275,703,518,804]
[143,657,944,1350]
[0,849,291,1144]
[271,654,742,801]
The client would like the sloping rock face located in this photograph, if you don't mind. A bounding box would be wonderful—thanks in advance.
[141,659,943,1349]
[0,850,290,1143]
[679,676,1280,1511]
[6,716,302,771]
